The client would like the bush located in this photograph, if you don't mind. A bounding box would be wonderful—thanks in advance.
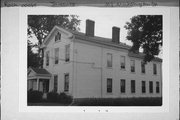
[47,91,59,102]
[72,97,162,106]
[28,90,43,103]
[57,92,73,104]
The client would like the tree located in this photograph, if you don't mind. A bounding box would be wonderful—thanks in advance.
[124,15,162,63]
[28,15,81,68]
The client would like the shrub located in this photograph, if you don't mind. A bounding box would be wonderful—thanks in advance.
[72,97,162,106]
[28,90,43,103]
[57,92,73,104]
[47,91,59,102]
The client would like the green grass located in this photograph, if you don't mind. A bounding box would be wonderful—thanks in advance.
[71,97,162,106]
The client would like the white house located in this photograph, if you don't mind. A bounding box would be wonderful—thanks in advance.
[28,19,162,98]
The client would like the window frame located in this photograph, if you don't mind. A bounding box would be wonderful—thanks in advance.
[54,75,58,92]
[156,81,160,93]
[55,32,61,42]
[142,81,146,93]
[107,78,113,93]
[131,80,136,93]
[65,44,70,62]
[120,79,126,93]
[64,73,69,92]
[120,56,126,69]
[107,53,113,68]
[141,61,145,74]
[46,51,50,66]
[130,60,135,72]
[54,48,59,64]
[153,63,157,75]
[149,81,153,93]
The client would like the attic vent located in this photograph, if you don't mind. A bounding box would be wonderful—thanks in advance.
[55,32,61,42]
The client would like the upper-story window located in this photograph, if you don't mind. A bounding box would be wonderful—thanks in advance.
[54,48,59,64]
[107,53,112,68]
[153,63,157,75]
[65,44,70,62]
[46,51,49,66]
[120,56,125,69]
[130,60,135,72]
[141,61,145,73]
[55,32,61,42]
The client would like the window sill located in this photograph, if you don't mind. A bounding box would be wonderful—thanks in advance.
[64,61,70,64]
[130,71,136,74]
[120,68,126,71]
[107,67,113,69]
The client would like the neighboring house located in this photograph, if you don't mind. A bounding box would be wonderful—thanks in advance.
[28,19,162,98]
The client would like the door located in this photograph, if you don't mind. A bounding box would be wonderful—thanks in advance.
[42,79,49,93]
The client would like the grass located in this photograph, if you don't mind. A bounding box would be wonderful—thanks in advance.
[71,97,162,106]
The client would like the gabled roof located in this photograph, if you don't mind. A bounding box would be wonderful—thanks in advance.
[28,67,51,76]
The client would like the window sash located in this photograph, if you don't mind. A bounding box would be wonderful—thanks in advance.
[55,32,61,41]
[54,75,58,92]
[130,60,135,72]
[46,51,49,66]
[65,44,70,62]
[54,48,59,64]
[142,81,146,93]
[107,53,112,68]
[120,79,125,93]
[120,56,125,69]
[156,82,160,93]
[107,78,112,93]
[149,81,153,93]
[153,64,157,75]
[131,80,135,93]
[141,62,145,73]
[64,74,69,92]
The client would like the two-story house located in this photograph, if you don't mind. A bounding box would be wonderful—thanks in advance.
[28,19,162,98]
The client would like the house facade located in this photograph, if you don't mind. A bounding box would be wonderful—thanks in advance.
[28,20,162,98]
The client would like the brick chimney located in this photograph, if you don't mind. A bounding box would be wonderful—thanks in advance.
[112,27,120,44]
[86,19,95,37]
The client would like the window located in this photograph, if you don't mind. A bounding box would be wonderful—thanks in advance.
[120,56,125,69]
[64,73,69,92]
[130,60,135,72]
[55,32,61,41]
[149,81,153,93]
[65,44,70,62]
[107,78,112,93]
[131,80,135,93]
[46,51,49,66]
[107,53,112,68]
[153,64,157,75]
[141,61,145,73]
[54,48,59,64]
[120,79,126,93]
[156,82,160,93]
[54,75,58,92]
[142,81,146,93]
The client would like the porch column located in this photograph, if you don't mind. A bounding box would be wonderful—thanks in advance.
[36,77,39,91]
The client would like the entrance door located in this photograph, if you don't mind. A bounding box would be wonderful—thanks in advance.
[42,79,49,93]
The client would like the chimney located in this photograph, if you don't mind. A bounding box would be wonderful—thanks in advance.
[86,19,95,36]
[112,27,120,44]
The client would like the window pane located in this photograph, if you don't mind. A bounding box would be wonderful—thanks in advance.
[64,73,69,92]
[55,48,59,64]
[130,60,135,72]
[141,62,145,73]
[120,79,125,93]
[131,80,135,93]
[54,75,58,92]
[65,44,70,62]
[120,56,125,69]
[55,32,61,41]
[156,82,160,93]
[46,51,49,66]
[142,81,146,93]
[149,81,153,93]
[107,78,112,93]
[153,64,157,75]
[107,53,112,67]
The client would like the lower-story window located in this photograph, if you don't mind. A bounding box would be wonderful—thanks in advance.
[149,81,153,93]
[54,75,58,92]
[131,80,135,93]
[142,81,146,93]
[120,79,125,93]
[64,73,69,92]
[107,78,112,93]
[156,81,160,93]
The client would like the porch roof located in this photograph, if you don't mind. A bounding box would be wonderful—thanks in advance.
[28,67,51,79]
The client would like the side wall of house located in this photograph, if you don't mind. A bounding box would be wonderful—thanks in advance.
[73,40,162,98]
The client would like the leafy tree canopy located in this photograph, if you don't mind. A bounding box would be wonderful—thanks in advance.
[124,15,162,63]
